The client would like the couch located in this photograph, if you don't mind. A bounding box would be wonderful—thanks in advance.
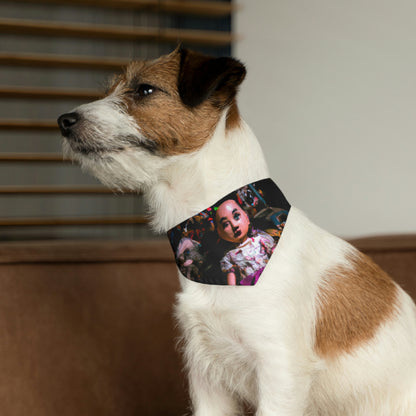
[0,235,414,415]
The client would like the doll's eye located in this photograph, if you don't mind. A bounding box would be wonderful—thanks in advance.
[134,84,156,97]
[222,221,230,229]
[234,212,240,220]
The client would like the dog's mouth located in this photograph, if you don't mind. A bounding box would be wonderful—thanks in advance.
[66,136,124,156]
[62,128,159,159]
[58,112,126,157]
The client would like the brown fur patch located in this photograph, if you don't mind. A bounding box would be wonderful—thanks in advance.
[108,50,225,156]
[315,251,398,358]
[225,99,241,131]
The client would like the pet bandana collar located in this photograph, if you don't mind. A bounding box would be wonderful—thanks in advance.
[167,178,290,286]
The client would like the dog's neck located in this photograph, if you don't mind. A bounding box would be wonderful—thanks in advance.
[144,112,270,233]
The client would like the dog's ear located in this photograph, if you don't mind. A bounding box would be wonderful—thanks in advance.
[178,48,246,108]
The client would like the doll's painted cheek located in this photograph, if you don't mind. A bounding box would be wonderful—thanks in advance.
[218,224,236,243]
[237,212,250,231]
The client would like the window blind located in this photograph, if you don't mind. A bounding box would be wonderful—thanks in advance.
[0,0,234,240]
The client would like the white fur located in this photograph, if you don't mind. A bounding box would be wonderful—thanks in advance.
[63,95,416,415]
[63,88,168,191]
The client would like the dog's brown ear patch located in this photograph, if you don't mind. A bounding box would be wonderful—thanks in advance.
[178,48,246,108]
[315,251,398,358]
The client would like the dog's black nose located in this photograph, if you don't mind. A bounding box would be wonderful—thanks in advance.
[57,112,80,136]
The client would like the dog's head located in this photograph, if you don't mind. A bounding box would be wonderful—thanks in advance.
[58,47,246,191]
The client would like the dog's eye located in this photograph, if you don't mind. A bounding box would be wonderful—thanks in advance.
[134,84,156,98]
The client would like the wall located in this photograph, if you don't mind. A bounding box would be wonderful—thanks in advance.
[234,0,416,238]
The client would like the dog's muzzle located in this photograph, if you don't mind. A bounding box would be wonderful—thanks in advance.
[57,112,80,137]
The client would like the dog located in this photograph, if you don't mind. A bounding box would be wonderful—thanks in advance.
[58,47,416,415]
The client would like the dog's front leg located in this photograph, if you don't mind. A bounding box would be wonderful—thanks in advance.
[254,345,312,416]
[189,368,241,416]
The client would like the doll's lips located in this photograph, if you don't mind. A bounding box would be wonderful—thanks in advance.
[234,229,241,238]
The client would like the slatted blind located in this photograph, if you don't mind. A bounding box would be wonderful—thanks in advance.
[0,0,233,241]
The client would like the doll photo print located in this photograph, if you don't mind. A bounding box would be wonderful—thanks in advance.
[168,178,290,286]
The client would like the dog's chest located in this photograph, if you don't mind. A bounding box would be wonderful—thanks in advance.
[176,289,258,394]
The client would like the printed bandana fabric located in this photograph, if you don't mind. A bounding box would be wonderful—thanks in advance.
[167,178,291,286]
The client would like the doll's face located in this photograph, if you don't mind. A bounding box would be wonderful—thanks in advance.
[216,200,250,244]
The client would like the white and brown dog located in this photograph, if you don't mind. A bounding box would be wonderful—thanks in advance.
[58,48,416,415]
